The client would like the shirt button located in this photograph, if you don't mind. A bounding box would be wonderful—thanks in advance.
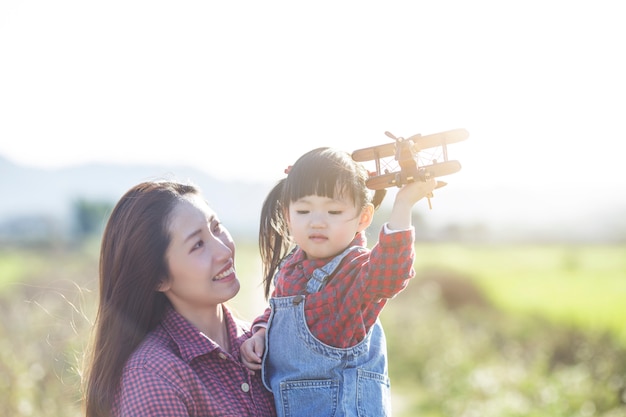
[241,382,250,392]
[218,353,227,360]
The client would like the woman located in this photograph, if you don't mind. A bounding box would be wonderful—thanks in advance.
[83,180,276,416]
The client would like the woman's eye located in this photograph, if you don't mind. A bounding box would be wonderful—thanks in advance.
[192,240,205,251]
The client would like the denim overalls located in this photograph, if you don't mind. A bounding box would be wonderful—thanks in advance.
[262,246,392,417]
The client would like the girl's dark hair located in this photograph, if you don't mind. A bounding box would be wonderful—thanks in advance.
[84,180,199,417]
[259,147,386,298]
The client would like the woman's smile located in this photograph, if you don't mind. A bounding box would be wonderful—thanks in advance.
[213,265,235,281]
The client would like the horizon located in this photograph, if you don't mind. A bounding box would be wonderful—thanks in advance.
[2,152,625,243]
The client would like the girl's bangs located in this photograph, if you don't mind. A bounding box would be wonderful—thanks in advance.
[286,163,357,203]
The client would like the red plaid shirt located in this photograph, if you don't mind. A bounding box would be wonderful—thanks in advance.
[254,226,415,348]
[113,305,276,416]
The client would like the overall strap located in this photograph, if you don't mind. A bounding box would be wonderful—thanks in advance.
[306,246,365,294]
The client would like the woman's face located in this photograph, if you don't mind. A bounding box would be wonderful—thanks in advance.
[159,194,240,313]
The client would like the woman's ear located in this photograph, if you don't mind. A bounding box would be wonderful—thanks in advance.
[357,203,375,232]
[157,278,170,293]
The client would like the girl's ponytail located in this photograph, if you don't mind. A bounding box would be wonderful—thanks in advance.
[259,179,290,299]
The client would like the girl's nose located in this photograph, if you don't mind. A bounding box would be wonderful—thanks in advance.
[309,212,327,228]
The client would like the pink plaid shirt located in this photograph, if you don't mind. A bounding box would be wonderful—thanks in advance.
[114,305,276,416]
[254,227,415,348]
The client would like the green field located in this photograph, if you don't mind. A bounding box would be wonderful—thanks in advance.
[1,242,625,417]
[411,243,626,345]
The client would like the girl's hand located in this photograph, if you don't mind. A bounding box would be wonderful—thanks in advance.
[388,178,437,230]
[240,328,266,372]
[395,177,437,206]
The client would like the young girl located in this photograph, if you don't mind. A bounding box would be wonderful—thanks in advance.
[240,147,436,417]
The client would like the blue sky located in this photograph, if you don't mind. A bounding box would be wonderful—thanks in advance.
[1,1,624,234]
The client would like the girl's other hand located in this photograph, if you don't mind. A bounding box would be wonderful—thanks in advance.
[240,328,266,372]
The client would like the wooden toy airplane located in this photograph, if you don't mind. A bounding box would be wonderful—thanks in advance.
[352,128,468,208]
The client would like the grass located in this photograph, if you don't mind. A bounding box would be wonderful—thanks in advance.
[382,245,626,416]
[1,241,625,416]
[411,243,626,345]
[0,249,43,292]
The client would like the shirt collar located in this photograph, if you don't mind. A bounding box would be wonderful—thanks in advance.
[160,304,247,363]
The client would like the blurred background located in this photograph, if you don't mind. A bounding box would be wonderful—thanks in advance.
[1,1,625,416]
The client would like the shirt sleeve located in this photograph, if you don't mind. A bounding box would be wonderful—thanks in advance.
[382,222,414,234]
[251,306,271,331]
[365,227,415,299]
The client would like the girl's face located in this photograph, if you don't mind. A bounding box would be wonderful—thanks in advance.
[286,194,373,260]
[159,194,240,314]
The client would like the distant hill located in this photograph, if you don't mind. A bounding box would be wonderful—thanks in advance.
[0,155,273,238]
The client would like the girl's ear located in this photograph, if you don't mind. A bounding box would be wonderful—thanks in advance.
[357,203,375,232]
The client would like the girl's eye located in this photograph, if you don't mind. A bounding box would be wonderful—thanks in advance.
[296,210,310,215]
[212,222,223,234]
[329,211,342,215]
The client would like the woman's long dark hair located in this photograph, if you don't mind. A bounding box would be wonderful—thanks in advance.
[259,147,386,299]
[84,180,198,417]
